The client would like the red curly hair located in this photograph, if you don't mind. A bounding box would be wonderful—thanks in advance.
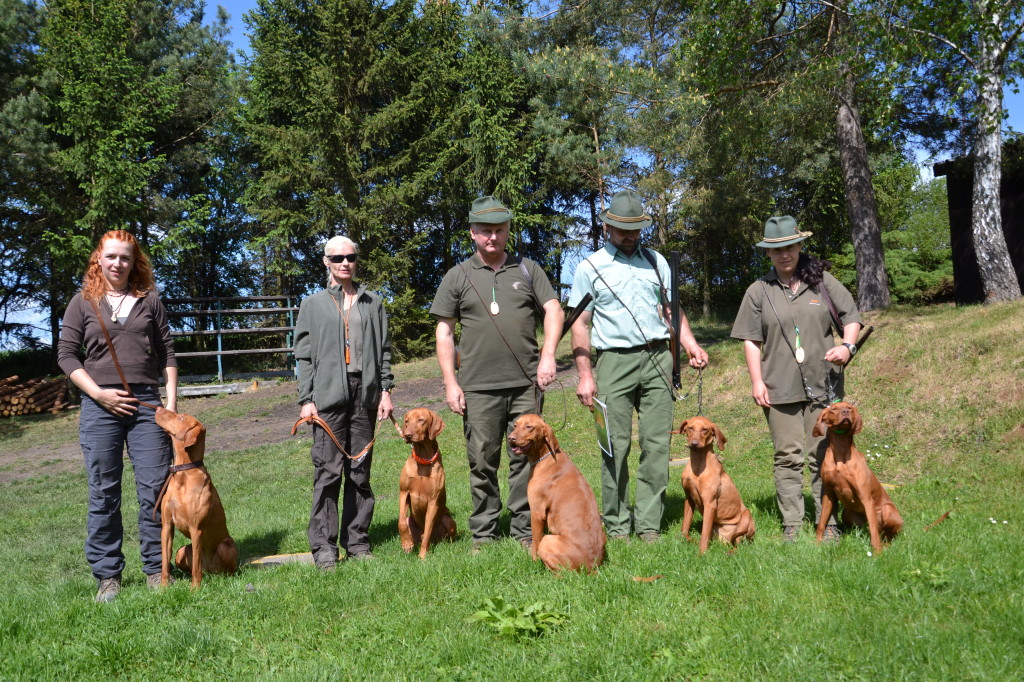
[81,230,157,302]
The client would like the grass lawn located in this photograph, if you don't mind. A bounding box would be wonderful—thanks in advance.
[1,302,1022,680]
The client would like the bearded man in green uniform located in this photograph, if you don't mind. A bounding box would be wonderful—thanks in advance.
[568,189,708,542]
[430,196,564,552]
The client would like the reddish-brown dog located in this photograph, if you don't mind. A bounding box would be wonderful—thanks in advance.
[154,407,238,587]
[813,402,903,552]
[672,417,755,553]
[398,408,457,559]
[508,414,605,572]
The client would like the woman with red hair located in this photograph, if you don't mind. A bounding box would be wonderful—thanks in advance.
[57,230,178,602]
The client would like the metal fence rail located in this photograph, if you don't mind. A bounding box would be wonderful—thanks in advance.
[164,296,297,382]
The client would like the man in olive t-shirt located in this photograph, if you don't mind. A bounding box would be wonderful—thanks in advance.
[430,196,564,551]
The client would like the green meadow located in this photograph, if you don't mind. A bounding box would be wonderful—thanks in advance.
[1,302,1022,680]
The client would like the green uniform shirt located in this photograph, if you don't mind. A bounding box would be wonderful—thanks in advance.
[567,244,672,350]
[430,253,557,392]
[731,270,861,404]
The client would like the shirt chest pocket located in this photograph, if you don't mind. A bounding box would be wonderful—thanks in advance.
[592,266,628,310]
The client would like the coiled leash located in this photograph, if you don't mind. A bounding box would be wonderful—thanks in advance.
[291,412,403,461]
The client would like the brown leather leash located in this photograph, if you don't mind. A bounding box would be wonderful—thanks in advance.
[291,412,402,460]
[88,298,161,410]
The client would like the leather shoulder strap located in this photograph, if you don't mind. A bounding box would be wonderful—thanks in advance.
[88,298,134,395]
[88,298,160,409]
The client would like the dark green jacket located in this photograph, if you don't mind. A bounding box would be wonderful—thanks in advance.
[294,283,394,411]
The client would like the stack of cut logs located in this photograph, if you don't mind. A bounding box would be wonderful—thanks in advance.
[0,375,72,417]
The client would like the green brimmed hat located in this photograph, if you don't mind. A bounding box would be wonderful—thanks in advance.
[599,189,652,230]
[755,215,812,248]
[468,196,512,224]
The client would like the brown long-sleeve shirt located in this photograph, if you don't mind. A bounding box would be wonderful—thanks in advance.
[57,292,176,386]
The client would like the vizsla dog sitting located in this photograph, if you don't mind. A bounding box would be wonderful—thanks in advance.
[398,408,457,559]
[672,417,755,554]
[154,407,238,587]
[508,414,605,573]
[813,402,903,553]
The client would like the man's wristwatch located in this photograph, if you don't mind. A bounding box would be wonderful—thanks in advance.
[842,342,857,356]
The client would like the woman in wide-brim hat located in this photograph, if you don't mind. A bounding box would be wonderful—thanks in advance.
[729,216,862,543]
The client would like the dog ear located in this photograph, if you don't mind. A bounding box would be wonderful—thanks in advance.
[714,425,727,452]
[670,419,688,436]
[428,413,445,440]
[812,409,829,438]
[542,422,560,455]
[852,408,864,434]
[183,421,206,449]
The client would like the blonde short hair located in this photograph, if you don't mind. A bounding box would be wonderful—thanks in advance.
[324,235,358,255]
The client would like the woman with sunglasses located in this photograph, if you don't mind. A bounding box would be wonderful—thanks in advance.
[293,236,395,569]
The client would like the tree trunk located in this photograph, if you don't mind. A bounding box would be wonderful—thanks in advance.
[836,67,891,311]
[971,23,1022,302]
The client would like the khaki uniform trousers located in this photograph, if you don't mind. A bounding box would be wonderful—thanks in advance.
[463,385,538,542]
[595,345,674,536]
[763,401,837,527]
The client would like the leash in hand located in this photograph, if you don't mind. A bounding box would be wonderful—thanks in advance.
[291,412,402,461]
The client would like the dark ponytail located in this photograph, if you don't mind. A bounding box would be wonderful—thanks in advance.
[795,252,831,290]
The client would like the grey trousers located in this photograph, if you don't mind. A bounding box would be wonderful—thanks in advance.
[80,385,171,579]
[764,402,836,527]
[308,376,376,563]
[462,385,538,542]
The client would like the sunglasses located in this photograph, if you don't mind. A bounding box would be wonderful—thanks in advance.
[326,254,358,263]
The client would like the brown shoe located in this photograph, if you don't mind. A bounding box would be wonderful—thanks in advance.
[518,537,533,550]
[639,532,661,544]
[821,524,841,544]
[470,538,496,555]
[146,573,172,589]
[95,576,122,603]
[782,525,800,543]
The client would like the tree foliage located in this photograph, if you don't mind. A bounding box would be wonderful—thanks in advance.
[5,0,1006,360]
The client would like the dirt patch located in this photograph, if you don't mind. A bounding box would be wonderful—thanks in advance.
[0,364,580,484]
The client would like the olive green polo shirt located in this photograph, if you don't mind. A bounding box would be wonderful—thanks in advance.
[430,253,558,392]
[731,271,861,404]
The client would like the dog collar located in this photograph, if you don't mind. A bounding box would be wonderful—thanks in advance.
[830,428,848,435]
[170,461,204,473]
[533,450,553,466]
[412,448,439,465]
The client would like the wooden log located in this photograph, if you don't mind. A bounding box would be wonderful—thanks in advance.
[26,383,62,405]
[51,383,69,412]
[0,375,19,387]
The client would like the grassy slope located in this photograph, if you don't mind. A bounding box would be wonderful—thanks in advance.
[0,302,1022,680]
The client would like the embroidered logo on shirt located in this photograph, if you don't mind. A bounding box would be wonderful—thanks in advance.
[809,298,822,306]
[512,281,521,290]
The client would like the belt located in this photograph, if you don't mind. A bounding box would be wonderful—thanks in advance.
[601,339,668,354]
